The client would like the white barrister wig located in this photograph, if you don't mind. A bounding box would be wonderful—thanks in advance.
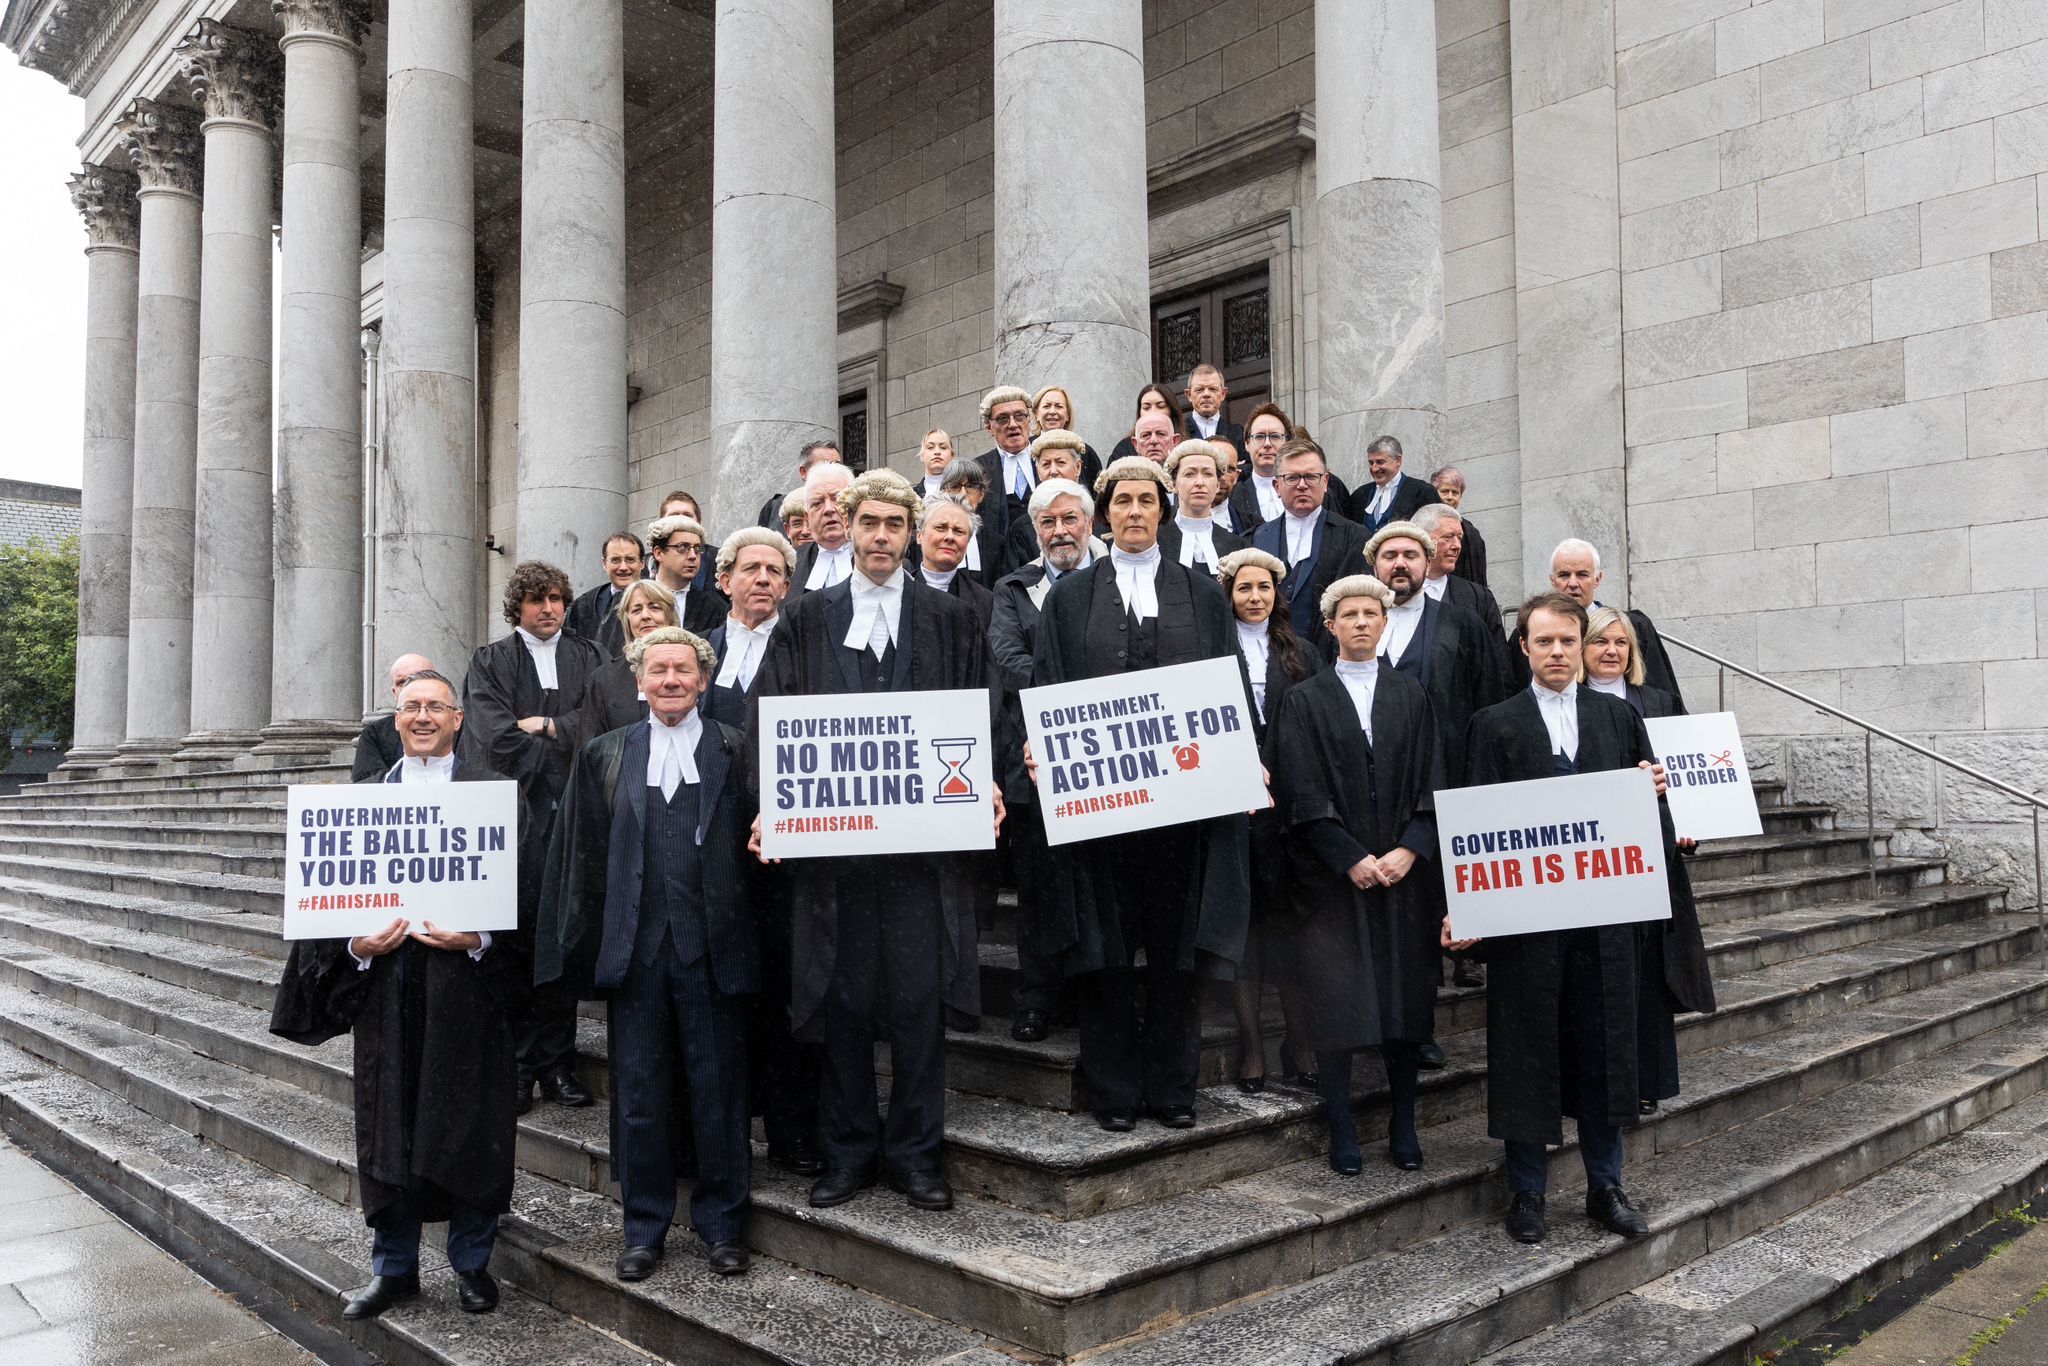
[1166,438,1229,480]
[1093,455,1173,498]
[1363,519,1437,565]
[1320,573,1394,622]
[716,526,797,576]
[627,625,717,676]
[1216,546,1287,587]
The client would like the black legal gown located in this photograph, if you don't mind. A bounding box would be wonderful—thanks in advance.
[1273,667,1442,1050]
[268,761,535,1226]
[750,575,995,1038]
[1463,688,1671,1144]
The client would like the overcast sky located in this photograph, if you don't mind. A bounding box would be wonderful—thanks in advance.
[0,61,87,490]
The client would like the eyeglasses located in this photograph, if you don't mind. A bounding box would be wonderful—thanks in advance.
[1247,432,1286,444]
[396,702,456,717]
[1276,472,1326,488]
[991,411,1029,427]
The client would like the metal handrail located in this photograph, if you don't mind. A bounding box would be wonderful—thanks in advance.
[1661,632,2044,960]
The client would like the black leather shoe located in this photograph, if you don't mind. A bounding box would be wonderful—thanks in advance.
[1153,1105,1196,1129]
[615,1245,664,1281]
[1587,1185,1649,1238]
[1235,1074,1266,1096]
[1284,1070,1321,1091]
[1506,1191,1547,1244]
[516,1077,535,1116]
[1453,960,1486,988]
[1639,1098,1660,1116]
[1009,1009,1049,1043]
[455,1269,498,1313]
[771,1138,827,1177]
[1328,1150,1362,1177]
[808,1165,875,1208]
[341,1273,418,1320]
[1417,1042,1447,1071]
[887,1169,954,1211]
[541,1070,593,1108]
[1095,1109,1137,1133]
[708,1241,750,1276]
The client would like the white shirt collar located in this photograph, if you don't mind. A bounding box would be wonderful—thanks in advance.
[1382,591,1425,665]
[396,752,456,783]
[1042,541,1095,582]
[1588,674,1629,698]
[922,565,957,592]
[646,706,703,796]
[1174,514,1218,568]
[715,614,777,689]
[1237,618,1271,719]
[1191,411,1219,437]
[1422,574,1448,600]
[1283,508,1319,563]
[1531,679,1580,760]
[1110,543,1162,621]
[515,626,561,689]
[1334,657,1379,738]
[807,541,853,590]
[845,566,907,655]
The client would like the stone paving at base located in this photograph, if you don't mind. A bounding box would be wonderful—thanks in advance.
[0,1133,311,1364]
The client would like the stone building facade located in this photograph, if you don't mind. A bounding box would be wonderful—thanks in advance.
[4,0,2044,891]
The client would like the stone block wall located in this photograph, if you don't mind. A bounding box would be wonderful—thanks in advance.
[1615,0,2048,906]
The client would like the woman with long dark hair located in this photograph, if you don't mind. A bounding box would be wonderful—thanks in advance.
[1219,548,1322,1094]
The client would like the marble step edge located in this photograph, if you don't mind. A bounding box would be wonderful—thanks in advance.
[0,818,285,848]
[6,763,347,795]
[5,953,2046,1359]
[0,834,280,877]
[0,1040,1011,1366]
[1106,1083,2048,1366]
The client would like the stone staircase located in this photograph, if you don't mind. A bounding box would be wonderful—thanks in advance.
[0,763,2045,1365]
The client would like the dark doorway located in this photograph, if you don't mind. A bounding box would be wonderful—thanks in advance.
[1151,267,1273,425]
[839,392,870,473]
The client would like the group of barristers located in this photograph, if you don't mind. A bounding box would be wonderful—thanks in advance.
[270,375,1715,1320]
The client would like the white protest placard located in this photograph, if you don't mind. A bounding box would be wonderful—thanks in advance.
[1643,711,1764,842]
[1021,655,1264,847]
[1436,766,1671,939]
[284,781,519,940]
[757,689,993,858]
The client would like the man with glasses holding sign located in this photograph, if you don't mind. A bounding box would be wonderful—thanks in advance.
[749,470,1000,1215]
[270,670,530,1320]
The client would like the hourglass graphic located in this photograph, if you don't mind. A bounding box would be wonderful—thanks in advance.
[931,737,979,804]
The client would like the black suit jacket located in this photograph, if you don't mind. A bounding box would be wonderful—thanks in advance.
[675,583,731,634]
[1250,509,1371,639]
[1349,472,1436,531]
[1182,415,1246,472]
[976,444,1036,541]
[1437,574,1512,698]
[1454,516,1489,587]
[757,491,787,529]
[565,581,628,659]
[461,631,607,821]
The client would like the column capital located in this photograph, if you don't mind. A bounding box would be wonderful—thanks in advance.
[271,0,370,45]
[68,163,140,251]
[117,99,204,195]
[178,20,283,129]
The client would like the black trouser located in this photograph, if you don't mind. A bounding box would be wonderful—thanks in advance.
[749,892,821,1152]
[1077,830,1202,1113]
[517,796,580,1082]
[611,947,750,1249]
[1007,809,1062,1018]
[818,870,946,1175]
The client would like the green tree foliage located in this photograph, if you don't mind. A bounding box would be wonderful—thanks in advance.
[0,535,79,749]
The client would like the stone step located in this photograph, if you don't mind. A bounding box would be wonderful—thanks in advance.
[0,832,282,879]
[0,1040,1010,1366]
[0,799,286,827]
[0,851,282,915]
[0,817,284,853]
[1070,1011,2048,1363]
[12,760,347,797]
[6,946,2045,1360]
[1471,1095,2048,1366]
[1691,855,1947,925]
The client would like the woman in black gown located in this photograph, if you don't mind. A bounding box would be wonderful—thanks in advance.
[1583,606,1717,1115]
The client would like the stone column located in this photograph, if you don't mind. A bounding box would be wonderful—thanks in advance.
[177,21,282,760]
[63,166,141,768]
[116,99,204,762]
[517,0,627,580]
[1314,0,1447,484]
[708,0,836,532]
[262,0,370,758]
[377,0,478,681]
[992,0,1151,458]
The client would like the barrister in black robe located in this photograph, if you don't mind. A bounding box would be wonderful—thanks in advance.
[1005,428,1095,575]
[1369,522,1508,790]
[990,482,1102,1041]
[269,672,533,1318]
[354,652,438,782]
[1415,506,1511,694]
[975,385,1038,542]
[750,473,997,1211]
[1531,538,1686,705]
[1218,549,1321,1096]
[1583,607,1716,1114]
[1426,466,1487,586]
[564,533,648,659]
[1161,438,1250,577]
[1456,516,1489,586]
[703,528,823,1175]
[462,562,607,1108]
[1033,456,1252,1130]
[1272,575,1442,1175]
[535,630,759,1280]
[1464,593,1675,1244]
[928,461,1007,589]
[556,579,678,753]
[1249,439,1372,647]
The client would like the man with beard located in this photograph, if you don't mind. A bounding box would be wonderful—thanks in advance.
[537,628,759,1281]
[704,526,825,1179]
[1465,592,1673,1245]
[787,462,856,601]
[1032,456,1249,1131]
[990,477,1101,1043]
[1249,437,1370,645]
[648,515,731,634]
[1429,466,1488,586]
[975,385,1036,539]
[751,471,999,1211]
[462,560,605,1113]
[1412,504,1512,698]
[565,533,647,658]
[1509,539,1684,703]
[271,670,529,1319]
[1004,429,1088,570]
